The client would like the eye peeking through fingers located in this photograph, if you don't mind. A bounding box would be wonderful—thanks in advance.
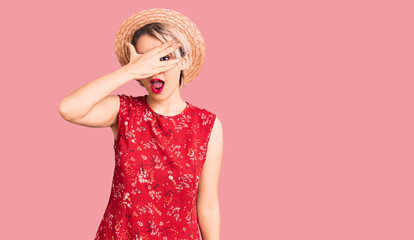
[160,55,170,61]
[160,53,179,61]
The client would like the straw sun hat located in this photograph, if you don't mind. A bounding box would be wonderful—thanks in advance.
[114,8,206,87]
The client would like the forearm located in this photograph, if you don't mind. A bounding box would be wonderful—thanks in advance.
[58,65,135,119]
[197,207,220,240]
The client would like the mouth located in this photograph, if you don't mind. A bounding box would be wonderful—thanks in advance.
[150,78,165,93]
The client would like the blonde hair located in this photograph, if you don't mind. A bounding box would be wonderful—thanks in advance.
[131,22,192,89]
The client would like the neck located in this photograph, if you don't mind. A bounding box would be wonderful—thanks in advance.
[146,91,187,116]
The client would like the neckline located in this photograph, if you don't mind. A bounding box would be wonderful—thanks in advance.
[143,94,190,118]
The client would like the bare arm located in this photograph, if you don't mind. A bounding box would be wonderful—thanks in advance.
[57,39,183,128]
[197,117,223,240]
[58,66,134,127]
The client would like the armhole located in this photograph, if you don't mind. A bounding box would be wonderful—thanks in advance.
[205,113,217,154]
[114,94,127,147]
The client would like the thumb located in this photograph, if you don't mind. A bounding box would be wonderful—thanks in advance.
[126,42,137,56]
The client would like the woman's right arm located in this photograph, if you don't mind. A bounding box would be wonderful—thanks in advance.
[57,66,134,128]
[57,39,182,128]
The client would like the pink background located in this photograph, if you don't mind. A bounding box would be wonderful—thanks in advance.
[1,0,413,239]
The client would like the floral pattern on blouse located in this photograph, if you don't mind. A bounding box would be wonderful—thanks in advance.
[94,94,216,240]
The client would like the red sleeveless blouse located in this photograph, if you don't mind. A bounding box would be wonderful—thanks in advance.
[94,94,216,240]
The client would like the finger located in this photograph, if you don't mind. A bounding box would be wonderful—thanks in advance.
[171,58,184,65]
[159,57,182,66]
[159,58,183,70]
[142,40,175,56]
[157,43,181,58]
[125,42,137,56]
[159,64,177,72]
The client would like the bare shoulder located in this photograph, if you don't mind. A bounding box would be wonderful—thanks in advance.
[212,115,223,134]
[208,115,223,149]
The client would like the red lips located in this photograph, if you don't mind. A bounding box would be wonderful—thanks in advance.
[150,78,165,94]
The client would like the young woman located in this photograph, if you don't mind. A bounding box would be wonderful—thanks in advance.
[58,9,223,240]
